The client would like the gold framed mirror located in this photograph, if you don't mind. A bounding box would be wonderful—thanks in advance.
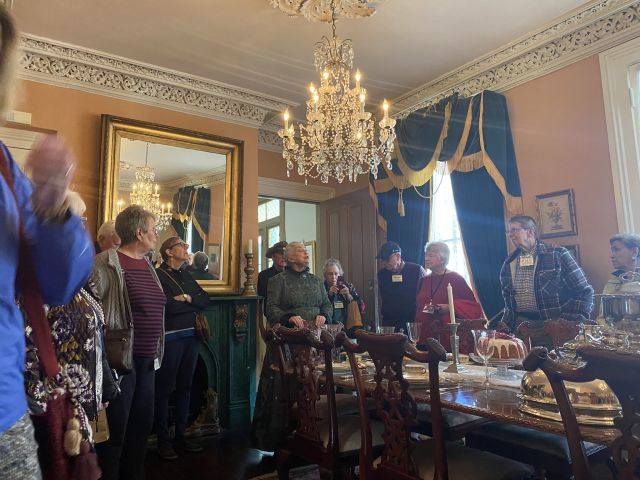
[99,115,243,294]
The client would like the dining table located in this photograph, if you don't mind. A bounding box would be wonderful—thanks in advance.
[330,359,620,447]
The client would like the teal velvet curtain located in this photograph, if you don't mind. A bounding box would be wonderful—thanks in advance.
[371,90,522,317]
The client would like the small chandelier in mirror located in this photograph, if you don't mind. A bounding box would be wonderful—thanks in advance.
[128,143,173,232]
[277,2,396,184]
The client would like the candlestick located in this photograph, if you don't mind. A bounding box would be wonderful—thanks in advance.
[242,252,256,296]
[447,283,456,325]
[443,322,467,374]
[284,110,289,131]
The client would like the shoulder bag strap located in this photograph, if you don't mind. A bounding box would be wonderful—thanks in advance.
[0,148,59,378]
[157,267,185,295]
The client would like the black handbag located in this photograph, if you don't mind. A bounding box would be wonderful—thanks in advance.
[105,327,133,374]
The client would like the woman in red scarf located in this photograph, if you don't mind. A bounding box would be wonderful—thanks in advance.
[414,242,482,350]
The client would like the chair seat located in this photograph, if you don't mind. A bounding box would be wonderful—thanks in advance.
[412,439,533,480]
[292,393,375,420]
[316,415,385,454]
[466,421,607,460]
[415,404,489,439]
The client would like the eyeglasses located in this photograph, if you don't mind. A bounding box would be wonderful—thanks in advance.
[506,227,526,235]
[169,241,189,249]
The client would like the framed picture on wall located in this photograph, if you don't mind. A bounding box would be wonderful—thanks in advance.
[562,244,581,265]
[536,189,578,238]
[304,241,316,274]
[206,243,221,267]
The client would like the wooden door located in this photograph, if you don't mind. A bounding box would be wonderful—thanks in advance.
[317,188,378,326]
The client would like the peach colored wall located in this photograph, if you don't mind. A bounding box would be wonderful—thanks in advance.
[14,80,258,272]
[505,55,616,293]
[257,148,368,197]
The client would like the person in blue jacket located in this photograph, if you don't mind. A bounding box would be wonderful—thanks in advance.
[0,8,93,477]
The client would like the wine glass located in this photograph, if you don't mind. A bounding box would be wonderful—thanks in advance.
[472,329,495,387]
[406,322,422,344]
[326,323,343,361]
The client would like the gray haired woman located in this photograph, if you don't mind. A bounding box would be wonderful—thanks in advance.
[251,241,332,453]
[322,258,365,334]
[91,205,166,480]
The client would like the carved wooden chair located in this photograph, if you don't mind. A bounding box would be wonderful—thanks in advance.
[524,346,637,480]
[467,319,608,479]
[272,326,383,480]
[419,318,488,440]
[516,319,596,351]
[338,330,532,480]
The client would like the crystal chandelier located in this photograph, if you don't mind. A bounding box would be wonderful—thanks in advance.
[129,143,173,232]
[277,2,396,184]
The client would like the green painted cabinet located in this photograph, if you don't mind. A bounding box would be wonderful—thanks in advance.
[197,296,257,429]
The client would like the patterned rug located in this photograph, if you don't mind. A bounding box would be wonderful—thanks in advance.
[249,465,319,480]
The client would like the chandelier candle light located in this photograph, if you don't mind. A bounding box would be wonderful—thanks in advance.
[278,2,396,184]
[128,142,173,232]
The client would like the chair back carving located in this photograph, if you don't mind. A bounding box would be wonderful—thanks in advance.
[516,319,595,350]
[338,331,448,480]
[273,326,339,455]
[524,346,640,480]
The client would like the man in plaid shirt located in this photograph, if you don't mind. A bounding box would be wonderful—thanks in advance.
[499,215,593,330]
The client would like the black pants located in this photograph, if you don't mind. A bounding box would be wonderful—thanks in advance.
[154,335,199,444]
[96,356,156,480]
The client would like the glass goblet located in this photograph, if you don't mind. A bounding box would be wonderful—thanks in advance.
[472,329,495,387]
[377,326,396,334]
[406,322,422,344]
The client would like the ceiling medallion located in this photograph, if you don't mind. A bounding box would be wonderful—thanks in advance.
[269,0,385,22]
[275,1,396,184]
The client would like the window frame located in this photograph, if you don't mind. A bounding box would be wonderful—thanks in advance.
[600,36,640,233]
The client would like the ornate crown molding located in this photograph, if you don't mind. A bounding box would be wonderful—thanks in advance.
[395,0,640,116]
[18,34,297,128]
[258,121,285,152]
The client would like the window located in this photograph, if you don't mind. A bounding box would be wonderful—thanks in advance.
[258,198,283,271]
[600,37,640,232]
[428,164,472,285]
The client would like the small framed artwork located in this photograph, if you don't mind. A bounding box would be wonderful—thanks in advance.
[304,240,316,274]
[206,243,221,266]
[536,189,578,238]
[563,244,581,265]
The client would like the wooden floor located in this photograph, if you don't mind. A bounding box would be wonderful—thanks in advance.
[144,428,274,480]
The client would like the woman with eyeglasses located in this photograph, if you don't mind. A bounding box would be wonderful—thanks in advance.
[91,205,167,480]
[153,236,209,460]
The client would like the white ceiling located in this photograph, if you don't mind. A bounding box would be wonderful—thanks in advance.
[13,0,591,109]
[119,138,226,184]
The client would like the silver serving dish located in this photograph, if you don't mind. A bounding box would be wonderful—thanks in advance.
[518,369,621,426]
[518,325,622,426]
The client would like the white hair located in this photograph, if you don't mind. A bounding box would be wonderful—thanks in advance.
[66,190,86,217]
[323,258,343,275]
[284,241,305,262]
[97,220,117,239]
[425,241,450,266]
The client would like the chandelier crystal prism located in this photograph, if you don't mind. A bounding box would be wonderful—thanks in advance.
[277,6,396,184]
[128,143,173,232]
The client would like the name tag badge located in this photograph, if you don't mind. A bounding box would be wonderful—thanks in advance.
[334,301,344,309]
[392,274,403,283]
[519,254,534,267]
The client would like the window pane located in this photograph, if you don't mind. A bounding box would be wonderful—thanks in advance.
[429,168,471,285]
[258,234,263,272]
[266,199,280,220]
[258,204,266,223]
[268,226,280,248]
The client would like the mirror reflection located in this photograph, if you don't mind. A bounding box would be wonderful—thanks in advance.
[100,115,243,294]
[117,139,227,280]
